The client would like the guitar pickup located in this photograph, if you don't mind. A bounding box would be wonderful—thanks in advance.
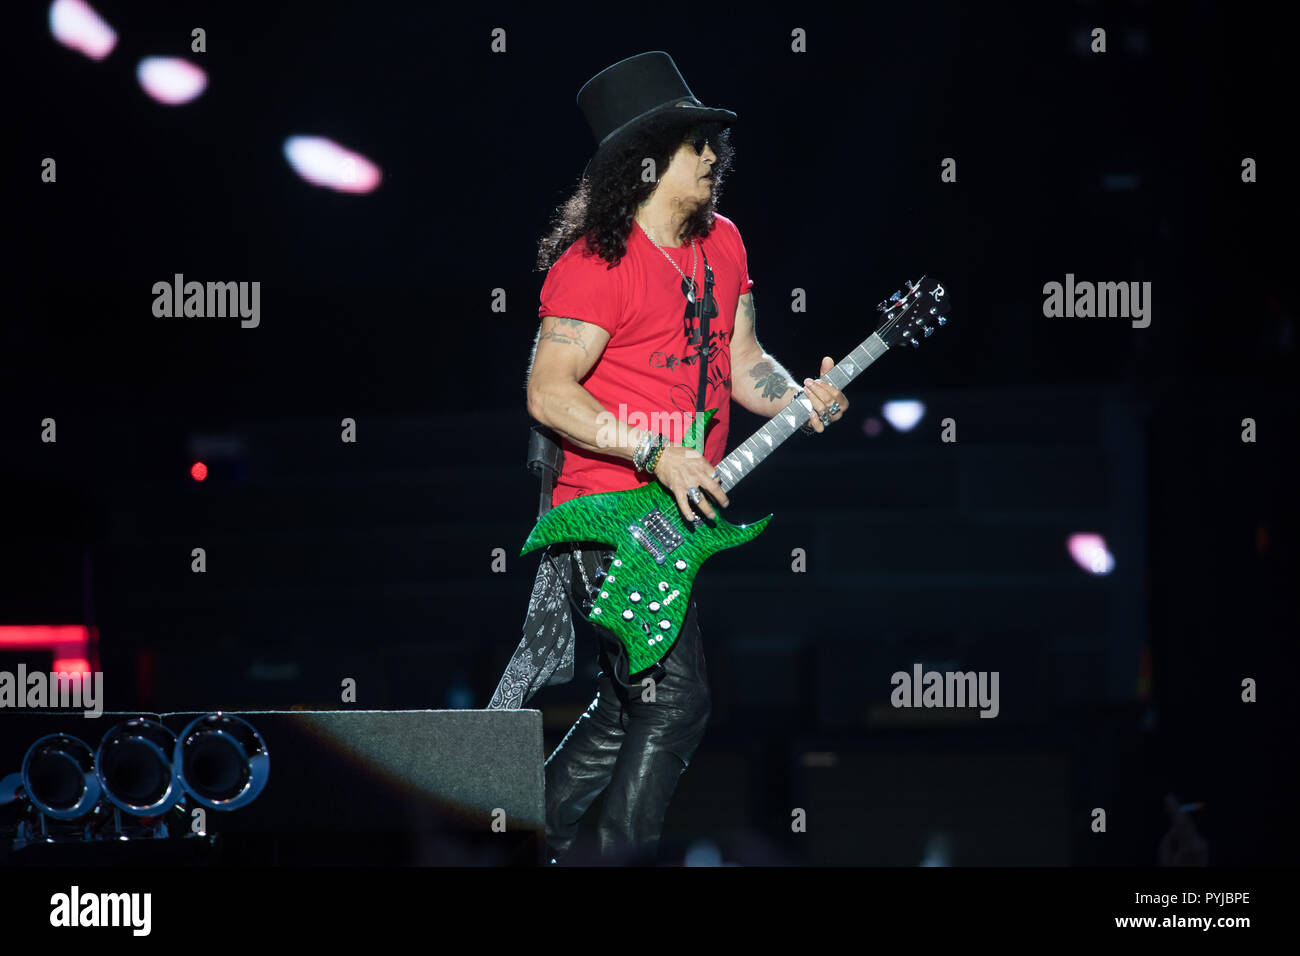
[641,508,684,550]
[629,508,684,564]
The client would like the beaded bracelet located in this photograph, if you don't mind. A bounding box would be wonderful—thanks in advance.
[633,431,664,473]
[646,435,668,473]
[632,430,655,471]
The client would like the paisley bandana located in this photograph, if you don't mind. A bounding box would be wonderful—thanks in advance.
[486,544,612,710]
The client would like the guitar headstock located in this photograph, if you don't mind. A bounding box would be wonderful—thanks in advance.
[875,276,950,349]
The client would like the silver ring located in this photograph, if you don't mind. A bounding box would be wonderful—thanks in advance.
[819,410,832,426]
[687,487,702,504]
[828,401,841,417]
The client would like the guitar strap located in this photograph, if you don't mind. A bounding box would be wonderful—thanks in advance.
[692,244,715,440]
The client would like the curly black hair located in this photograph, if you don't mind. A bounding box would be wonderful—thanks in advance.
[536,114,736,272]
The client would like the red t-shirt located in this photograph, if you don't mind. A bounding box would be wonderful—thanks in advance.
[538,212,754,506]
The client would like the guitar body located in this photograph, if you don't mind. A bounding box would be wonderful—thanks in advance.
[520,408,771,676]
[519,274,951,678]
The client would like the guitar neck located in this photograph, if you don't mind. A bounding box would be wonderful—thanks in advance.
[713,331,890,493]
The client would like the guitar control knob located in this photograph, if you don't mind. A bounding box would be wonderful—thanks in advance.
[649,601,661,611]
[659,620,671,630]
[622,609,634,620]
[659,581,669,591]
[613,559,623,567]
[593,607,602,615]
[674,559,687,571]
[630,591,641,602]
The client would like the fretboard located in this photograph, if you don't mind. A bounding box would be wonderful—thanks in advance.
[712,332,889,493]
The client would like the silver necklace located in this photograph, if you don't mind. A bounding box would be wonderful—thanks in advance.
[637,219,699,303]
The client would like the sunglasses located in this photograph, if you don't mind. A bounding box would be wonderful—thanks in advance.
[683,124,722,155]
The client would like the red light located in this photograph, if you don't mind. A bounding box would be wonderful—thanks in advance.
[191,461,208,481]
[0,625,90,648]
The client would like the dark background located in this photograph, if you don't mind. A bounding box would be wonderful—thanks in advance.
[4,0,1296,865]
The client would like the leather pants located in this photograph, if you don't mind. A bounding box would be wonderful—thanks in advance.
[543,542,712,864]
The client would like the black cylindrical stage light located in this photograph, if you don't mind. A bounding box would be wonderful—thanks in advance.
[21,733,102,820]
[175,713,270,810]
[95,718,184,816]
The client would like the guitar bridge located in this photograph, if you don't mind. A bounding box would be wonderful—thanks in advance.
[628,524,665,564]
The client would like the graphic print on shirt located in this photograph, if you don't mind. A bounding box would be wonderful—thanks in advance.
[649,265,733,413]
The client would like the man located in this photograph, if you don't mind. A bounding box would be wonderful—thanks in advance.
[488,51,848,864]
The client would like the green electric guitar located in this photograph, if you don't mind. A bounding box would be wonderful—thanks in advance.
[521,276,951,676]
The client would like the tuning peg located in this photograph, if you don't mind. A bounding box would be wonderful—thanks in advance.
[923,325,933,337]
[909,336,920,347]
[937,317,947,326]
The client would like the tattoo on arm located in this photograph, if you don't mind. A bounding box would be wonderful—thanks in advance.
[539,316,589,353]
[750,360,793,402]
[741,293,755,328]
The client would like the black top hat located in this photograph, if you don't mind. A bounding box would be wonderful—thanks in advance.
[577,51,736,177]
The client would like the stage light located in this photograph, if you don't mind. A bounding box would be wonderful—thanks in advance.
[49,0,116,61]
[174,713,270,811]
[96,719,185,816]
[283,136,383,194]
[0,626,94,664]
[22,734,102,820]
[1067,533,1115,575]
[882,399,925,432]
[136,57,207,105]
[191,461,207,482]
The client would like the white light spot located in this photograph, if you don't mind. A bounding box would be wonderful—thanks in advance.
[49,0,116,61]
[283,135,382,194]
[882,399,925,432]
[1067,534,1115,575]
[137,57,207,105]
